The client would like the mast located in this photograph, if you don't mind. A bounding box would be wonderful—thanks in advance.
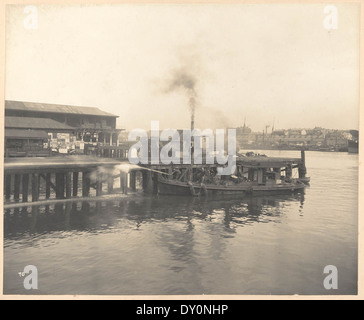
[189,108,195,181]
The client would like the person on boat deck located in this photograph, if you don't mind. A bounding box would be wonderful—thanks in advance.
[205,168,215,183]
[195,168,206,183]
[172,168,182,179]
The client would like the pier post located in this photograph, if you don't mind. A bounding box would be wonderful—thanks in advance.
[73,172,79,197]
[56,172,65,199]
[82,171,91,197]
[96,172,103,196]
[45,173,51,199]
[124,173,128,194]
[108,175,114,193]
[5,175,11,201]
[120,172,124,192]
[248,169,255,181]
[130,171,136,191]
[301,149,306,166]
[66,172,72,199]
[142,170,153,194]
[22,174,29,202]
[31,173,39,202]
[120,172,128,194]
[299,150,307,178]
[14,174,21,202]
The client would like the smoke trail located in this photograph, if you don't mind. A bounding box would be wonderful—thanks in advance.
[163,68,198,130]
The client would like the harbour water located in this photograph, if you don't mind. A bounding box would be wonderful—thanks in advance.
[3,150,358,295]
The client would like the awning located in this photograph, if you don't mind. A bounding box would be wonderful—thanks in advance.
[5,129,49,139]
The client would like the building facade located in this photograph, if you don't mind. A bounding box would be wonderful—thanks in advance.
[5,100,122,156]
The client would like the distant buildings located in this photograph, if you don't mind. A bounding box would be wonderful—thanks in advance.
[236,125,355,151]
[5,100,122,157]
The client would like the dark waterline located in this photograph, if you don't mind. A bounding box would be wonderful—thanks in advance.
[3,151,358,295]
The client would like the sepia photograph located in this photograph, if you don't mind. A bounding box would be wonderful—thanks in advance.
[1,1,361,299]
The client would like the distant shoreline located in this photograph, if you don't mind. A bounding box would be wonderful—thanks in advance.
[239,146,351,153]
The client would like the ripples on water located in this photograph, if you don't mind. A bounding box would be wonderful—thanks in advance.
[3,151,358,295]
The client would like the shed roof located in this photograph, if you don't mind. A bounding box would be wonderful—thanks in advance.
[5,116,76,130]
[5,100,118,118]
[5,129,49,139]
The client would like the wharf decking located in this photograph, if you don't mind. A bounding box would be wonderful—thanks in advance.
[3,156,134,205]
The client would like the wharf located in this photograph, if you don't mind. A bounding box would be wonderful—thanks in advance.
[3,152,306,206]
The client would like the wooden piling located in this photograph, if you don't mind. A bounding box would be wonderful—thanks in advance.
[299,150,307,178]
[56,172,65,199]
[120,171,128,194]
[5,175,11,201]
[119,172,128,194]
[142,170,153,194]
[120,172,124,192]
[73,172,79,197]
[82,171,90,197]
[96,172,103,196]
[108,175,114,193]
[124,173,128,194]
[14,174,21,202]
[66,172,72,199]
[22,174,29,202]
[45,173,51,199]
[130,171,136,191]
[31,173,39,202]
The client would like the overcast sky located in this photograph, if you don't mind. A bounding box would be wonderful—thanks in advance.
[5,3,360,131]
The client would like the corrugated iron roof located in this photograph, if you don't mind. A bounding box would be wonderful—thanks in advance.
[5,100,118,118]
[5,129,49,139]
[5,116,76,130]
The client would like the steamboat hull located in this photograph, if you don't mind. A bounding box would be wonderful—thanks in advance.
[158,179,305,197]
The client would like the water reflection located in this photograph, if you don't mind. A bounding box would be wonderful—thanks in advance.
[4,191,305,241]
